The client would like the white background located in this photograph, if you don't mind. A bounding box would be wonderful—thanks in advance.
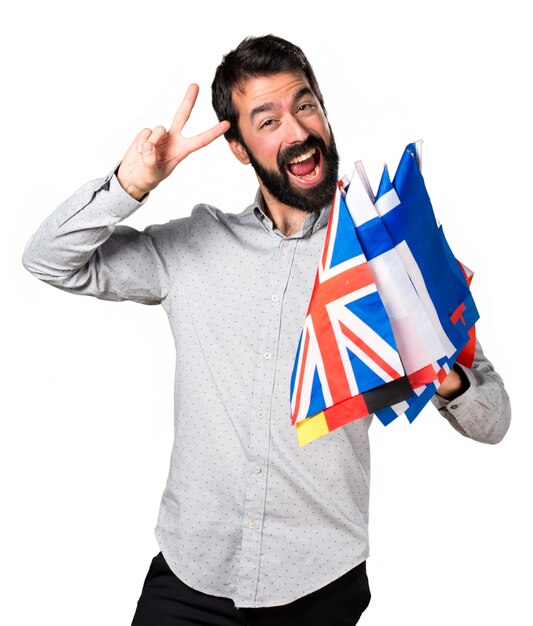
[1,0,531,624]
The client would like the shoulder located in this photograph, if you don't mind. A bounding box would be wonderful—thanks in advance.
[190,202,255,226]
[142,201,256,248]
[175,202,256,237]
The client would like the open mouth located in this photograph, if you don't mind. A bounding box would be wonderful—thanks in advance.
[286,147,322,184]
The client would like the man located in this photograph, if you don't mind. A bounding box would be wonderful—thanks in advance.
[22,35,510,625]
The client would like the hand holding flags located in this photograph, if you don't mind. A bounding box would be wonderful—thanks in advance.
[290,142,478,446]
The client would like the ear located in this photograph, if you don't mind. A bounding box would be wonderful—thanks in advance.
[228,139,251,165]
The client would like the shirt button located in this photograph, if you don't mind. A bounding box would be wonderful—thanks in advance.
[248,521,255,529]
[271,294,279,302]
[257,410,264,418]
[254,465,262,474]
[282,240,290,248]
[263,352,272,360]
[450,404,459,410]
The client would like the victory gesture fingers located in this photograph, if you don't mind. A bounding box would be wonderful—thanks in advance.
[117,84,230,201]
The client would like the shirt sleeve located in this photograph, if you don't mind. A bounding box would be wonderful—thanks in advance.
[22,168,172,305]
[430,340,511,444]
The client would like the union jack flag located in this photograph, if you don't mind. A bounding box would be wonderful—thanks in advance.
[290,184,413,446]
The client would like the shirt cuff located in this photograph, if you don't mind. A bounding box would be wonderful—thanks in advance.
[431,364,478,417]
[97,163,149,220]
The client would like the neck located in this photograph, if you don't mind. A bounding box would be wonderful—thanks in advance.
[259,184,309,237]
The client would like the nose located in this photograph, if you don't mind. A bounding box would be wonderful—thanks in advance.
[284,114,309,144]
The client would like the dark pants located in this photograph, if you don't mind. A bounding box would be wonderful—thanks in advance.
[131,552,371,626]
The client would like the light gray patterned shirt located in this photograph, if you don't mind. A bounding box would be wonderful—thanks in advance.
[22,168,511,608]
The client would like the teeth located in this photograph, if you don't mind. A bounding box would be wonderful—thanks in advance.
[288,148,316,165]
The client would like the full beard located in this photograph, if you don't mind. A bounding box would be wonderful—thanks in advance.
[243,132,339,214]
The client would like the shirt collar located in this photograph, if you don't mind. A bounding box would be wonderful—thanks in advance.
[249,189,331,239]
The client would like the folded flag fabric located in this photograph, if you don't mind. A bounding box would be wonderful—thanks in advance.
[454,261,476,369]
[376,145,478,362]
[290,141,479,446]
[290,184,414,447]
[372,143,479,425]
[344,162,450,390]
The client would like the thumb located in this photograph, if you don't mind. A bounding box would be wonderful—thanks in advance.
[140,141,157,169]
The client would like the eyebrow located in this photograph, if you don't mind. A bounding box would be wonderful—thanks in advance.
[249,86,315,124]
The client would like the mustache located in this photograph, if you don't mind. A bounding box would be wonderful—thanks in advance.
[277,135,327,170]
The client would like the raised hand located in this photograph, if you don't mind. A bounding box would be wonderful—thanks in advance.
[117,84,230,200]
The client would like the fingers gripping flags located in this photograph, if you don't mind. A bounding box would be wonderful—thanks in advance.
[290,142,479,446]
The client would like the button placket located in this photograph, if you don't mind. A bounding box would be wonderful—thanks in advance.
[234,239,298,606]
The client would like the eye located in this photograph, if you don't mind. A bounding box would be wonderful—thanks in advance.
[297,103,316,113]
[260,119,275,129]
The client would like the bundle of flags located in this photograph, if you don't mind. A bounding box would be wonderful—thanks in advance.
[290,141,478,446]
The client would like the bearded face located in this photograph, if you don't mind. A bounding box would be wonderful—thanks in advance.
[228,72,340,215]
[242,131,339,214]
